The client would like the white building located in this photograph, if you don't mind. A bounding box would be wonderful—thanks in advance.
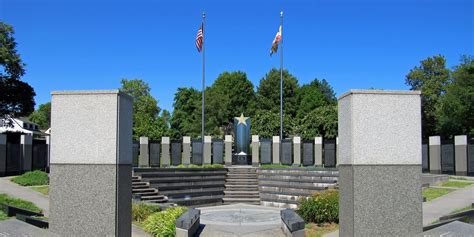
[0,116,47,137]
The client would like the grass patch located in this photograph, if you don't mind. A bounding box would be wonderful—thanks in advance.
[449,176,468,180]
[0,194,42,213]
[449,205,473,214]
[174,164,224,169]
[30,185,49,195]
[423,188,455,201]
[441,180,474,188]
[305,223,339,237]
[11,171,49,186]
[132,202,161,225]
[0,210,8,221]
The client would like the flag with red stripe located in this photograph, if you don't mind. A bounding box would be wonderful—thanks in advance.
[196,23,204,52]
[270,25,282,56]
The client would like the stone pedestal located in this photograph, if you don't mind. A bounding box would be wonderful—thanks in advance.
[0,134,6,176]
[182,136,191,165]
[338,90,422,237]
[50,90,132,236]
[139,137,149,167]
[455,135,468,176]
[224,135,232,166]
[252,135,259,167]
[429,136,441,174]
[293,137,301,166]
[203,136,212,164]
[21,134,33,172]
[272,136,280,164]
[161,137,170,167]
[314,137,323,166]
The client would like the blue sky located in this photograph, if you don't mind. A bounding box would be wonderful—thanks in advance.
[1,0,473,113]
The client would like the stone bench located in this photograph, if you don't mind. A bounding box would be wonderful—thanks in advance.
[176,208,200,237]
[281,208,305,237]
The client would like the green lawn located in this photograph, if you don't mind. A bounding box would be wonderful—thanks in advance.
[30,185,49,195]
[450,205,473,214]
[0,194,42,213]
[305,223,339,237]
[11,171,49,186]
[423,187,455,201]
[441,180,474,188]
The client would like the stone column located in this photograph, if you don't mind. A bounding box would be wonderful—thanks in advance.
[203,136,212,164]
[429,136,441,174]
[455,135,468,176]
[293,136,301,166]
[161,137,170,167]
[338,90,422,236]
[252,135,259,167]
[50,90,132,236]
[0,134,6,176]
[21,134,33,173]
[224,135,232,166]
[314,137,323,166]
[139,137,149,167]
[182,136,191,165]
[272,136,280,164]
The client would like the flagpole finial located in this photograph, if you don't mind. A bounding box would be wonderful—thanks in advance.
[280,11,283,17]
[202,12,206,18]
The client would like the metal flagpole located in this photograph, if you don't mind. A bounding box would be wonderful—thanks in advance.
[280,11,283,141]
[202,12,206,142]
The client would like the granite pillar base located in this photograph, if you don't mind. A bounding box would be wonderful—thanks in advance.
[50,164,131,237]
[339,164,422,237]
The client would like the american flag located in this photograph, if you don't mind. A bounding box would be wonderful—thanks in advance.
[195,23,204,52]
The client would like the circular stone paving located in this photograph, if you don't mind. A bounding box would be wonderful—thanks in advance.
[199,204,281,226]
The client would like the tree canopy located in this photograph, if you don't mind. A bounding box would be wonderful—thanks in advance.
[28,102,51,130]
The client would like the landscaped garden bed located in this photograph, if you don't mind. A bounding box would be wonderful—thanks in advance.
[11,171,49,186]
[132,202,187,236]
[297,189,339,236]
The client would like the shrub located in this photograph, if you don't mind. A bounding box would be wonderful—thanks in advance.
[297,190,339,224]
[132,202,161,224]
[0,210,8,221]
[143,206,188,237]
[11,171,49,186]
[0,194,42,213]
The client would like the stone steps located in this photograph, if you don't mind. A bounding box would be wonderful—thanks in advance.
[224,167,260,205]
[132,175,168,204]
[170,195,223,206]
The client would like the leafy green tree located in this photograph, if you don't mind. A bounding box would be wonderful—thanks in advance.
[297,106,338,139]
[170,87,201,138]
[256,68,299,118]
[120,79,168,140]
[0,22,35,117]
[436,55,474,137]
[28,102,51,129]
[405,55,451,137]
[251,110,296,138]
[296,79,336,119]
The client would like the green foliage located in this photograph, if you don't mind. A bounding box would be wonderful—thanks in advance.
[257,68,299,117]
[251,110,295,138]
[422,187,454,202]
[440,180,473,188]
[143,206,187,237]
[28,102,51,129]
[175,164,224,169]
[297,106,338,139]
[0,194,42,213]
[297,190,339,224]
[0,210,8,220]
[11,170,49,186]
[30,185,49,195]
[132,202,161,224]
[170,87,202,138]
[296,79,336,119]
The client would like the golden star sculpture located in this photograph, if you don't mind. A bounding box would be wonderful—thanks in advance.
[235,113,248,126]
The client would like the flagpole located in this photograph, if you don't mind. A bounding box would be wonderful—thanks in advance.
[202,12,206,142]
[280,11,283,141]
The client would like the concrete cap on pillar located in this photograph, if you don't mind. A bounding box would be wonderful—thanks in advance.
[225,135,232,142]
[314,137,322,144]
[454,135,467,145]
[293,136,301,144]
[21,134,33,145]
[272,136,280,143]
[161,137,170,144]
[252,135,259,142]
[0,134,6,144]
[204,136,212,143]
[429,136,441,146]
[139,136,149,144]
[183,136,191,143]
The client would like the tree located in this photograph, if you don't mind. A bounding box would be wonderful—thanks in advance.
[251,110,296,138]
[28,102,51,129]
[256,68,299,118]
[120,79,168,140]
[170,87,201,138]
[296,79,336,119]
[0,22,35,117]
[297,106,338,139]
[436,55,474,137]
[405,55,450,137]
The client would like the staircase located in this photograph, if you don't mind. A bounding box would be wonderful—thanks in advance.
[223,166,260,205]
[132,175,168,203]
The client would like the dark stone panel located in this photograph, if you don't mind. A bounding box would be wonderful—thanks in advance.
[468,144,474,174]
[441,144,454,174]
[422,144,429,171]
[280,209,305,232]
[32,144,47,170]
[6,143,21,175]
[149,143,161,167]
[132,143,139,167]
[0,144,5,176]
[212,140,224,164]
[171,142,182,166]
[117,164,132,237]
[281,139,292,165]
[302,142,314,166]
[324,142,336,167]
[260,139,272,164]
[192,141,203,165]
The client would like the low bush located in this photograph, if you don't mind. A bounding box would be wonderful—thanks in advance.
[297,190,339,224]
[143,206,188,237]
[0,210,8,221]
[0,194,42,213]
[132,202,161,224]
[11,171,49,186]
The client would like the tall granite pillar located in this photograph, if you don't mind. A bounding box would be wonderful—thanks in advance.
[455,135,468,176]
[139,137,149,167]
[314,137,323,166]
[203,136,212,164]
[429,136,441,174]
[293,136,301,165]
[224,135,232,166]
[272,136,280,164]
[338,90,422,236]
[161,137,170,167]
[0,134,6,176]
[50,90,132,236]
[252,135,259,167]
[182,136,191,165]
[21,134,33,173]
